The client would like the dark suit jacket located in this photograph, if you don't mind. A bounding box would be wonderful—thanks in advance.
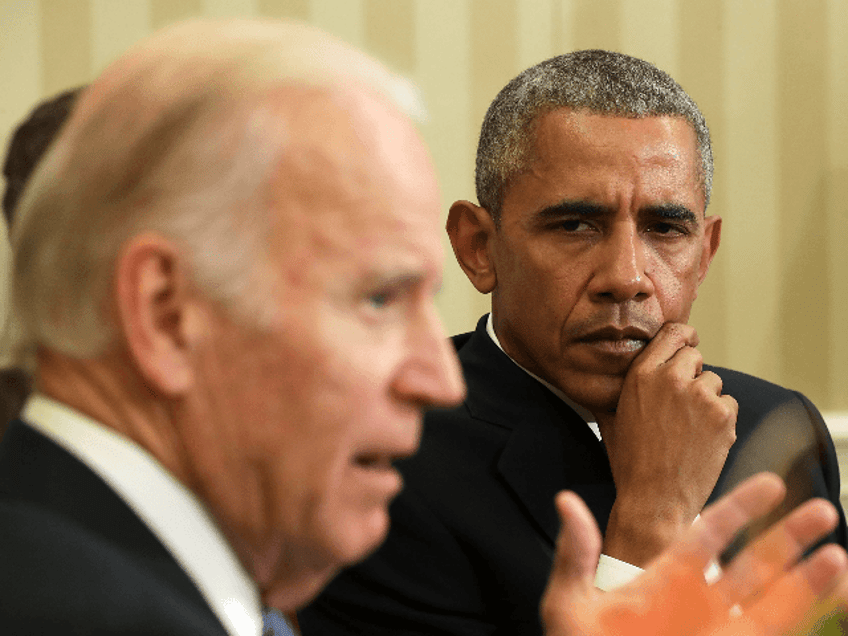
[299,316,847,636]
[0,368,30,436]
[0,419,229,635]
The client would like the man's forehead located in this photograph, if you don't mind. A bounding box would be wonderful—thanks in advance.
[263,86,442,269]
[267,85,426,188]
[266,210,443,305]
[506,108,704,212]
[531,108,698,155]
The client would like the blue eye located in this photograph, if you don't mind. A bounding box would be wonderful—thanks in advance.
[367,290,395,309]
[362,275,419,315]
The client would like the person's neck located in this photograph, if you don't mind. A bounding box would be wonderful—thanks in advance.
[35,347,188,482]
[485,313,597,424]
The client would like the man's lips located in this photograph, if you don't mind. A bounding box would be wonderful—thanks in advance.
[354,453,404,470]
[575,326,655,356]
[352,427,420,498]
[352,453,406,498]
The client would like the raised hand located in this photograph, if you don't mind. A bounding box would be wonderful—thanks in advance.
[541,473,848,636]
[599,322,738,566]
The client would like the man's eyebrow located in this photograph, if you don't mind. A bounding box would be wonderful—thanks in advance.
[534,200,614,219]
[365,271,420,289]
[363,269,433,294]
[532,201,700,224]
[642,204,699,224]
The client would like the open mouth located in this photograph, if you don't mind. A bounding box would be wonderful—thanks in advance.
[352,452,405,497]
[354,453,394,470]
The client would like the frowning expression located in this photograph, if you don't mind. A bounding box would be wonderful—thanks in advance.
[489,108,720,415]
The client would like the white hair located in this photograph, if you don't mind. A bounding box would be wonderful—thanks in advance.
[6,19,425,367]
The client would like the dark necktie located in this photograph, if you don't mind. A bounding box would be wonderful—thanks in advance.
[262,608,297,636]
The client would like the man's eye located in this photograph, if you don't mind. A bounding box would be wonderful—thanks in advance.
[648,223,688,236]
[367,289,396,309]
[557,219,593,232]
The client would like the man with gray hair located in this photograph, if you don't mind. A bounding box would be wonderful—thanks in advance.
[300,50,846,635]
[0,18,465,635]
[0,86,82,430]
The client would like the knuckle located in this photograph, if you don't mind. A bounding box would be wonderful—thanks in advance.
[716,398,738,430]
[699,369,721,388]
[670,322,697,341]
[726,394,740,413]
[691,379,713,401]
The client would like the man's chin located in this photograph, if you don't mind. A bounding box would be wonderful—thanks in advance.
[560,374,625,420]
[263,565,340,612]
[263,512,389,610]
[324,507,391,568]
[348,509,392,563]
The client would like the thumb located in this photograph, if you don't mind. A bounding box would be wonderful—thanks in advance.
[541,491,602,622]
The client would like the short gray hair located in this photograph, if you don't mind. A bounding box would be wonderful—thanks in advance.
[476,50,712,222]
[7,19,424,366]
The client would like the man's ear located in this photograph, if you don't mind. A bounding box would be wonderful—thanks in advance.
[697,215,722,286]
[114,233,203,396]
[446,200,498,294]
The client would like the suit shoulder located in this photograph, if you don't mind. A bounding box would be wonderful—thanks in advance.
[0,499,226,635]
[706,364,793,393]
[704,365,835,460]
[705,365,816,413]
[451,330,474,352]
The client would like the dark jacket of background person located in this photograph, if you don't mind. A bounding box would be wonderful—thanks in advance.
[0,88,80,434]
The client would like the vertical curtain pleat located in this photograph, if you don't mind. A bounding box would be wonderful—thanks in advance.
[1,0,846,409]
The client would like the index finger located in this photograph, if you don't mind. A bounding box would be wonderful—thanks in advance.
[630,322,699,370]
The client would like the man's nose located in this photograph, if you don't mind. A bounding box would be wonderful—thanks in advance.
[587,223,654,303]
[396,306,466,408]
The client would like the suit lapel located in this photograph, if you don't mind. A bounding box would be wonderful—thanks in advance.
[457,317,615,546]
[0,420,216,615]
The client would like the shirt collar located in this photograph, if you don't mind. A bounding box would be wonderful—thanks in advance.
[22,393,264,636]
[485,313,601,439]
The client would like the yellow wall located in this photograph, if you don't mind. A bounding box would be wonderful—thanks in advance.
[1,0,847,408]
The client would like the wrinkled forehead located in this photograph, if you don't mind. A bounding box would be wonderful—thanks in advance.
[518,109,705,208]
[528,108,700,159]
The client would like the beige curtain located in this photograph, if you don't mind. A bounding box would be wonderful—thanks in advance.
[2,0,847,409]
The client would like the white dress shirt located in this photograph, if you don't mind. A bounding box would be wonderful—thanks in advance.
[22,393,264,636]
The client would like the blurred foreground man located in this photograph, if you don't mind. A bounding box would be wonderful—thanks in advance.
[0,19,463,635]
[0,22,845,636]
[301,51,846,635]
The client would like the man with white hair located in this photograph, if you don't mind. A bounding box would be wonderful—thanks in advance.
[0,19,463,635]
[0,18,845,636]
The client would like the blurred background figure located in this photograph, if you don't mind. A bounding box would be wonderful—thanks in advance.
[0,87,81,431]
